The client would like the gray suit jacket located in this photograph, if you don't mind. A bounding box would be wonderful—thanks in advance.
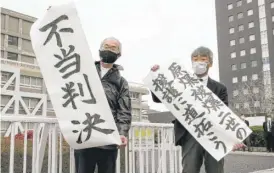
[151,77,228,146]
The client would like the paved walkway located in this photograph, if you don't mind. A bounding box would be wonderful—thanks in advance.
[200,151,274,173]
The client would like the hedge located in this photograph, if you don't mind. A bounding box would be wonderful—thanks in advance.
[249,126,266,147]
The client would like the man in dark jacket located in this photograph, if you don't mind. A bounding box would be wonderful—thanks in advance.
[75,37,132,173]
[263,116,274,152]
[150,46,244,173]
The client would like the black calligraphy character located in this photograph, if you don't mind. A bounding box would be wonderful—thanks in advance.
[62,82,79,109]
[183,104,205,125]
[168,62,185,79]
[193,118,213,138]
[173,97,187,111]
[218,112,231,125]
[224,117,240,131]
[206,131,217,141]
[202,94,224,113]
[191,85,209,101]
[178,73,199,88]
[236,128,247,140]
[71,113,115,144]
[54,45,80,79]
[152,74,168,92]
[214,141,227,153]
[78,74,96,104]
[162,81,182,103]
[39,15,74,47]
[206,132,227,153]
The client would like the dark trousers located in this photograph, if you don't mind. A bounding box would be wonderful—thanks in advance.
[74,148,118,173]
[266,133,274,152]
[180,133,224,173]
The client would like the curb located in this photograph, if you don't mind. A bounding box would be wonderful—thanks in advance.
[229,151,274,157]
[250,168,274,173]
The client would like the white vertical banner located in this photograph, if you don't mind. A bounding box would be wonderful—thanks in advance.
[30,2,121,149]
[144,61,252,161]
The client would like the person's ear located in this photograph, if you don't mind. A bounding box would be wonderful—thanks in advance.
[208,62,213,68]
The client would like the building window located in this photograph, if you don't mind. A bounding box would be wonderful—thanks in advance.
[249,34,255,41]
[262,57,269,64]
[259,18,267,31]
[253,87,259,94]
[228,4,233,10]
[243,89,248,95]
[272,16,274,22]
[237,0,242,7]
[8,17,19,33]
[8,35,18,47]
[251,60,257,67]
[259,6,266,19]
[21,55,35,64]
[242,75,247,82]
[239,37,245,44]
[247,0,252,3]
[252,74,258,80]
[271,2,274,8]
[248,22,254,28]
[1,34,4,47]
[262,44,269,58]
[244,102,249,109]
[1,72,13,83]
[231,52,236,58]
[229,28,235,34]
[22,20,33,36]
[240,50,246,56]
[233,90,239,96]
[7,52,18,61]
[237,12,243,19]
[247,9,253,16]
[232,77,238,83]
[241,63,247,69]
[261,31,268,44]
[231,64,237,71]
[21,97,40,111]
[238,25,244,31]
[230,40,236,46]
[250,47,256,54]
[229,15,234,22]
[22,39,33,52]
[20,75,43,88]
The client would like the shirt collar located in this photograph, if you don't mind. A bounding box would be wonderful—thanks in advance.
[199,75,209,82]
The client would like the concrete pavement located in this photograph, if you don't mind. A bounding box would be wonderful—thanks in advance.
[200,151,274,173]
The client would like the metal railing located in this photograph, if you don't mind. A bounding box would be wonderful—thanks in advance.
[1,116,182,173]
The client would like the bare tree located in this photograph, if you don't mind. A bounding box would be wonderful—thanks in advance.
[230,72,274,117]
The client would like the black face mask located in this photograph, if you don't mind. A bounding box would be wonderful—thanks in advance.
[99,50,118,64]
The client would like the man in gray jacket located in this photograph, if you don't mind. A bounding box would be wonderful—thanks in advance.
[75,37,132,173]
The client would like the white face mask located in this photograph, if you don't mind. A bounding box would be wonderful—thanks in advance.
[192,62,208,75]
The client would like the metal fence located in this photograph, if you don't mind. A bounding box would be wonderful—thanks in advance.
[1,116,182,173]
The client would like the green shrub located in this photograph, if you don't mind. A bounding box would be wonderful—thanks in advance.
[249,126,266,147]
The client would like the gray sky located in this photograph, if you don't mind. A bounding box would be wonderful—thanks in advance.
[1,0,219,111]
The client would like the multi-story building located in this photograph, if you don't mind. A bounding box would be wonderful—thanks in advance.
[215,0,274,115]
[0,7,149,128]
